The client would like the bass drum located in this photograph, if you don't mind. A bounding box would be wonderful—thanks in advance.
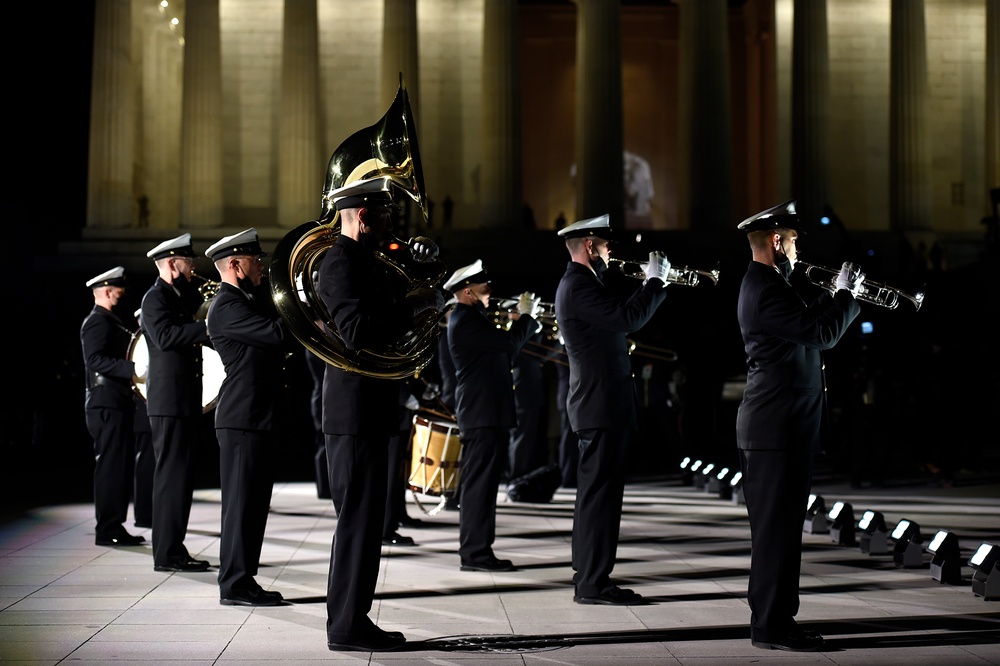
[128,330,226,413]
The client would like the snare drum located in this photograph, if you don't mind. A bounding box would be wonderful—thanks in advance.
[408,414,462,498]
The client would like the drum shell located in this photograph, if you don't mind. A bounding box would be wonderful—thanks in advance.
[127,330,226,414]
[408,414,462,496]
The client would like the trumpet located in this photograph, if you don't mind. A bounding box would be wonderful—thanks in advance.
[190,272,222,321]
[798,261,925,311]
[609,258,721,287]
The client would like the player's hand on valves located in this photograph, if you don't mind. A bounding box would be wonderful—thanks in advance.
[406,287,445,316]
[641,251,671,287]
[835,261,864,296]
[517,291,543,319]
[408,236,439,263]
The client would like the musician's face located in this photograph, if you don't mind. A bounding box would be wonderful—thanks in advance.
[235,255,264,287]
[107,286,125,307]
[778,231,799,268]
[469,282,491,308]
[361,206,394,243]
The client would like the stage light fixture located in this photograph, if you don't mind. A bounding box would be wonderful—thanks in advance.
[699,463,715,493]
[828,501,856,546]
[859,509,889,555]
[927,530,963,585]
[890,518,924,568]
[690,460,705,489]
[969,542,1000,601]
[803,494,829,534]
[708,466,731,496]
[678,456,693,485]
[729,470,745,505]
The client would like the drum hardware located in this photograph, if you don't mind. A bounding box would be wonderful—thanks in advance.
[407,413,462,515]
[609,258,721,287]
[798,261,925,311]
[627,339,679,363]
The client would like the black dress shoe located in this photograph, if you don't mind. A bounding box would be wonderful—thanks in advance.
[220,587,284,607]
[154,557,211,572]
[751,630,825,652]
[95,532,145,547]
[398,516,424,528]
[574,586,645,606]
[328,626,406,652]
[460,556,516,572]
[382,532,416,546]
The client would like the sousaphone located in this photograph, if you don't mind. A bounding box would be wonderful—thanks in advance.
[269,75,447,379]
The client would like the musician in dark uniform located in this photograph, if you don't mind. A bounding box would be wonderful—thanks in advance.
[735,201,861,652]
[554,214,670,605]
[319,177,442,652]
[140,233,212,573]
[446,259,539,572]
[206,228,291,607]
[80,266,145,547]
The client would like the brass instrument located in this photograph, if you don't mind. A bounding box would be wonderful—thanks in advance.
[627,339,679,363]
[798,261,925,311]
[190,272,221,321]
[609,258,721,287]
[268,75,448,379]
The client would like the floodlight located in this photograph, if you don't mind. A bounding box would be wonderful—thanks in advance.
[678,456,693,485]
[890,518,924,568]
[708,466,731,496]
[969,542,1000,600]
[858,509,888,555]
[690,460,705,488]
[700,463,715,493]
[803,494,829,534]
[729,470,745,505]
[927,530,963,585]
[828,501,856,546]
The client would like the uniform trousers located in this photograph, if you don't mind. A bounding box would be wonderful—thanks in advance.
[217,428,275,597]
[150,415,198,566]
[382,427,410,537]
[572,428,630,597]
[133,430,154,527]
[739,447,813,640]
[326,433,388,642]
[458,427,506,564]
[85,407,135,538]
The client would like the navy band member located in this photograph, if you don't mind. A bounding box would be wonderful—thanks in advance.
[446,260,539,572]
[80,267,145,547]
[140,233,212,573]
[554,214,670,605]
[735,201,861,652]
[320,177,443,652]
[206,228,291,607]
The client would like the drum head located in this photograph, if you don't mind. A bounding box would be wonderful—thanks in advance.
[128,330,225,413]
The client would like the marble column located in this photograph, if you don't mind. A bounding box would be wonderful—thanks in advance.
[480,0,521,229]
[180,0,223,229]
[381,0,420,113]
[889,0,932,237]
[678,0,733,232]
[87,0,134,229]
[791,0,831,227]
[574,0,625,227]
[278,0,322,228]
[987,0,999,196]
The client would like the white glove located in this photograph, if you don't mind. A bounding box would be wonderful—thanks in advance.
[517,291,543,319]
[405,287,445,316]
[408,236,439,263]
[404,394,421,411]
[835,262,864,296]
[641,251,671,286]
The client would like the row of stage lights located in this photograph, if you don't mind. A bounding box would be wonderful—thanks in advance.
[678,456,998,601]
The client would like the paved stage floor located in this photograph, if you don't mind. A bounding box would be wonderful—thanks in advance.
[1,476,998,664]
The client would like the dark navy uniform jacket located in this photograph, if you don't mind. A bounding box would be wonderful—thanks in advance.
[447,301,535,432]
[318,235,413,437]
[736,261,860,452]
[207,282,292,432]
[140,277,211,418]
[80,305,136,411]
[554,262,666,432]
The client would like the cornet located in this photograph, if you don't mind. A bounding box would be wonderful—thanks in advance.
[609,258,721,287]
[798,261,925,311]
